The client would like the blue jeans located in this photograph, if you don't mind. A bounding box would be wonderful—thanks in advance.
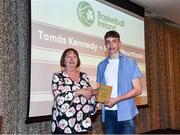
[104,110,135,134]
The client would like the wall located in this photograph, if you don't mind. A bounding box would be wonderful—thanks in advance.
[0,0,50,133]
[0,0,180,134]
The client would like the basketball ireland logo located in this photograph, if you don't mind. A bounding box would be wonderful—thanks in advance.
[77,1,95,27]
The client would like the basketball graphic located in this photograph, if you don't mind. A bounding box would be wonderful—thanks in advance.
[77,1,95,27]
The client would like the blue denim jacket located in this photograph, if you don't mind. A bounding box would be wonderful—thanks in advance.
[96,53,143,122]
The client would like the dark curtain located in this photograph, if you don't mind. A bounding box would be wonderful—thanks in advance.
[135,16,180,133]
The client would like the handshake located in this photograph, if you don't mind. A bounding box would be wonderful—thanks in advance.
[75,84,112,102]
[74,87,98,100]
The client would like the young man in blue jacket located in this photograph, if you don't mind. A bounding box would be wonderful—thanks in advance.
[96,30,143,134]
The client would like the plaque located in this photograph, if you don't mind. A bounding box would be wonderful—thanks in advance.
[97,84,112,103]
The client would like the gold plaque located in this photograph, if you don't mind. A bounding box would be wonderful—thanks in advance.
[97,84,112,103]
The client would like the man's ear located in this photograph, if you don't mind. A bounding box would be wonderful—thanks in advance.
[119,41,122,46]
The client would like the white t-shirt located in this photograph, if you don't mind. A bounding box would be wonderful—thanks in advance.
[104,58,119,110]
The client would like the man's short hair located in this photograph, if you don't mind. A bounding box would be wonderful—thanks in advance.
[104,31,120,40]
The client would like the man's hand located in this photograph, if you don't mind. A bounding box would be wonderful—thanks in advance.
[82,87,93,99]
[104,98,118,108]
[75,88,93,100]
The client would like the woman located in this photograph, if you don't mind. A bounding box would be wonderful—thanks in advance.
[51,48,97,134]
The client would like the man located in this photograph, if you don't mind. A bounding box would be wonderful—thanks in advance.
[96,30,142,134]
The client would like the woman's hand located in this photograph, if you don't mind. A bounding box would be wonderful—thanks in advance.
[75,88,93,100]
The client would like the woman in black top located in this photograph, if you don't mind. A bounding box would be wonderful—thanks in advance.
[51,48,97,134]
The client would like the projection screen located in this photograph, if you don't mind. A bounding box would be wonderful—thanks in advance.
[27,0,147,121]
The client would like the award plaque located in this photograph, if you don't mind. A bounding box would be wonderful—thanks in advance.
[97,84,112,103]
